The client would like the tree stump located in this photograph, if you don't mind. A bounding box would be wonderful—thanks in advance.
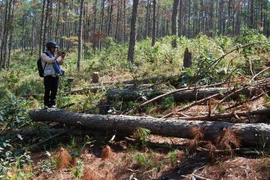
[92,72,100,83]
[183,48,192,69]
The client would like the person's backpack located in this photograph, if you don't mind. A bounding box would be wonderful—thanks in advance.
[37,52,49,77]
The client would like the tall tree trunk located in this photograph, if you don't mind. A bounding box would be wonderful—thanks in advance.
[232,0,235,36]
[200,0,204,33]
[235,2,241,35]
[118,0,124,42]
[61,0,67,49]
[156,3,160,38]
[188,0,191,37]
[218,0,224,35]
[227,0,231,35]
[144,0,150,39]
[48,1,53,40]
[30,17,35,56]
[263,0,269,36]
[21,13,25,52]
[0,0,8,70]
[0,0,14,70]
[115,0,120,41]
[93,0,97,52]
[55,1,61,44]
[7,0,15,70]
[77,0,84,71]
[107,0,114,36]
[127,0,139,64]
[178,0,183,37]
[151,0,156,47]
[42,0,50,52]
[172,0,179,48]
[99,0,105,50]
[123,0,127,42]
[250,0,254,28]
[193,1,198,36]
[208,2,214,37]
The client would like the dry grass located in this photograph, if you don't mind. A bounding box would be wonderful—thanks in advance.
[54,146,73,169]
[188,127,204,150]
[188,126,241,160]
[101,145,113,160]
[83,168,103,180]
[83,167,116,180]
[198,157,270,180]
[255,158,270,178]
[215,127,240,154]
[191,126,204,140]
[205,141,217,162]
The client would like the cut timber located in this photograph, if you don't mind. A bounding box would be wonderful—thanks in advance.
[29,108,270,147]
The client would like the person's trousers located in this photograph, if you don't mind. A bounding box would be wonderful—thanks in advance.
[44,76,59,107]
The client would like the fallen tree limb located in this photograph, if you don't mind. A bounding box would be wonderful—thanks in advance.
[124,82,225,114]
[28,108,270,147]
[212,86,263,113]
[161,91,222,118]
[225,92,265,111]
[161,86,263,118]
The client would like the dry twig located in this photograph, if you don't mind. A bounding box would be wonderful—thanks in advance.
[123,82,225,115]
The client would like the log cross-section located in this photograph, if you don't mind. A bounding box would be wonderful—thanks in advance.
[28,108,270,147]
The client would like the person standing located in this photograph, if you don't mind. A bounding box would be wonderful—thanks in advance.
[41,41,65,108]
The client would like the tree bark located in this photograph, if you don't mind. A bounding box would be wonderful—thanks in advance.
[144,0,150,39]
[171,0,179,48]
[0,0,10,70]
[107,0,114,36]
[178,0,183,37]
[77,0,84,71]
[28,108,270,147]
[151,0,156,47]
[42,0,50,51]
[128,0,139,63]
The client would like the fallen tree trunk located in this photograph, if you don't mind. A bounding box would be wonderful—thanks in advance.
[29,109,270,147]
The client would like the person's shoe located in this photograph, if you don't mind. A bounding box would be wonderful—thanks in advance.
[44,105,49,109]
[51,105,56,108]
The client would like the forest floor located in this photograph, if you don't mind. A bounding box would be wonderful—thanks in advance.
[30,133,270,180]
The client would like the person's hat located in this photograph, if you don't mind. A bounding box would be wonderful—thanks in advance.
[46,41,58,48]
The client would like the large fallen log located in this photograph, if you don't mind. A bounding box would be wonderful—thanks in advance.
[28,108,270,147]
